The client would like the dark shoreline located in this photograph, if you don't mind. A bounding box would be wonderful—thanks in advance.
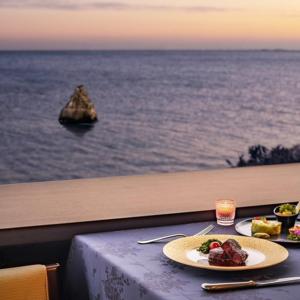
[227,144,300,168]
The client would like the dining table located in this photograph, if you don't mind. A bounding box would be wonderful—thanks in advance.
[65,218,300,300]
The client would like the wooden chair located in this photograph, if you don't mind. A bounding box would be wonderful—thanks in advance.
[46,263,60,300]
[0,263,60,300]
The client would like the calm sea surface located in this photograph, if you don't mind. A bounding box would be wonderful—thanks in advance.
[1,50,300,184]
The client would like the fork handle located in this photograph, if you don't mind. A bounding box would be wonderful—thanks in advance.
[137,233,186,244]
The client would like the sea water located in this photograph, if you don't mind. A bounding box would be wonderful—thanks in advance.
[1,50,300,184]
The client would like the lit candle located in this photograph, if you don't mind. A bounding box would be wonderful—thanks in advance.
[216,199,236,226]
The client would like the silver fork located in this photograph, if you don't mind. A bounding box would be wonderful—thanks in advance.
[137,224,214,244]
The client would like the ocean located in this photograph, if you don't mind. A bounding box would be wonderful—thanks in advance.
[1,50,300,184]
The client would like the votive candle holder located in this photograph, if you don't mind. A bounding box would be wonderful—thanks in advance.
[216,199,236,226]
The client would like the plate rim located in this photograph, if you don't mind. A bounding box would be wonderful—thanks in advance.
[163,234,289,271]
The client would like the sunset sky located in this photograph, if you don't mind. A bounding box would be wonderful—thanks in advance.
[1,0,300,50]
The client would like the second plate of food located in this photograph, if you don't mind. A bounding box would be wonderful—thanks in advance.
[163,234,288,271]
[235,216,300,243]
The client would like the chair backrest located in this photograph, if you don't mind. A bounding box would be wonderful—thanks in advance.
[0,264,59,300]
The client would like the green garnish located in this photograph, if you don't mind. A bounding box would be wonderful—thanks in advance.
[197,239,222,254]
[287,233,300,241]
[254,216,267,222]
[253,232,270,239]
[278,203,296,215]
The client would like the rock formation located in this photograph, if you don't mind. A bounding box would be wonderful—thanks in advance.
[59,85,98,124]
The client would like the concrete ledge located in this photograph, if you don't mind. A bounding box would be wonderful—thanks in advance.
[0,163,300,230]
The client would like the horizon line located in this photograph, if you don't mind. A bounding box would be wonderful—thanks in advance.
[1,48,300,52]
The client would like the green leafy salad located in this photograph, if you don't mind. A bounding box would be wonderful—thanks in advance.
[287,233,300,241]
[278,203,296,216]
[197,239,222,254]
[288,225,300,241]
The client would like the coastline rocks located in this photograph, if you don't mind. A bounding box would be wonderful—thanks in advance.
[59,85,98,124]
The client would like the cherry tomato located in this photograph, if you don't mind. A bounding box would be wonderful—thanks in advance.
[209,242,221,249]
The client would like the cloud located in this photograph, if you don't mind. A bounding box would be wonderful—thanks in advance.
[0,0,230,12]
[0,0,80,10]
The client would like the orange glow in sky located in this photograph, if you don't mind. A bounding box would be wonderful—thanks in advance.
[1,0,300,50]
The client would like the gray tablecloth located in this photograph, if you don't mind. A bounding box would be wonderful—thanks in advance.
[65,220,300,300]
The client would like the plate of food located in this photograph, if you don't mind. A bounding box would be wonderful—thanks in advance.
[163,234,288,271]
[236,203,300,243]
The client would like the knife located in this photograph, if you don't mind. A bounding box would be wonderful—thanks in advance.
[202,277,300,291]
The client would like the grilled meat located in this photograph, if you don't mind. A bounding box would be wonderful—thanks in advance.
[208,239,248,267]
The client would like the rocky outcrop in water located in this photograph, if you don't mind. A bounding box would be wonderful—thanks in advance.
[226,144,300,167]
[59,85,98,124]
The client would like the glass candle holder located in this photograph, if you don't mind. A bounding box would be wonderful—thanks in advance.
[216,199,236,226]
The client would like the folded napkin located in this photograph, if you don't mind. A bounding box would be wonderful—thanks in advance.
[0,264,49,300]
